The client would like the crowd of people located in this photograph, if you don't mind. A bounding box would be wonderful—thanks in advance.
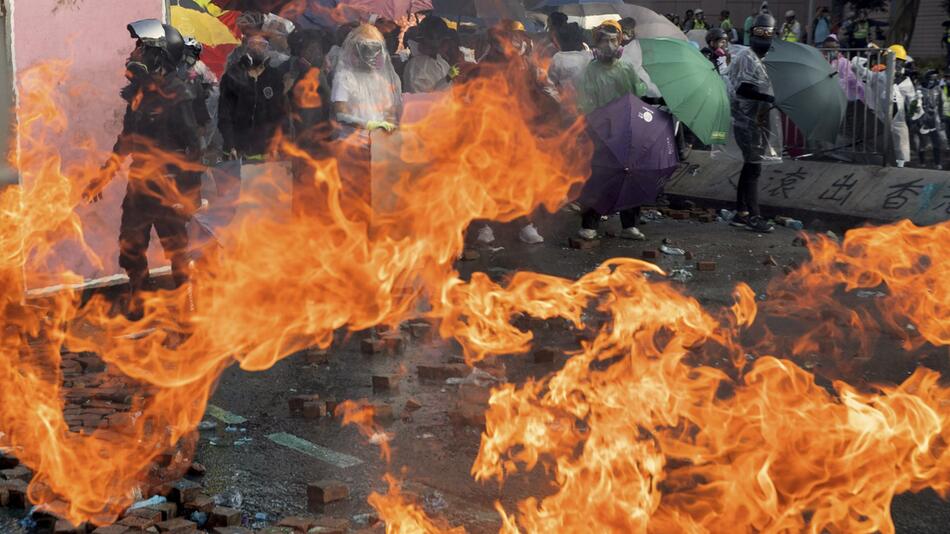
[78,5,949,319]
[695,3,949,171]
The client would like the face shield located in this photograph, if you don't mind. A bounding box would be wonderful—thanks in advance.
[357,40,384,69]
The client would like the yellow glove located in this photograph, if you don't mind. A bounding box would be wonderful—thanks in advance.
[449,65,461,80]
[366,120,397,132]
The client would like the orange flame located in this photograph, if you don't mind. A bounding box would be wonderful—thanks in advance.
[3,48,950,534]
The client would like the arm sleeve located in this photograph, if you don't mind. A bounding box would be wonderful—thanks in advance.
[218,74,237,152]
[112,106,134,155]
[176,97,203,158]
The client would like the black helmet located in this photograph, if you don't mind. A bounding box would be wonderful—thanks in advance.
[127,19,185,68]
[752,13,776,30]
[706,28,727,44]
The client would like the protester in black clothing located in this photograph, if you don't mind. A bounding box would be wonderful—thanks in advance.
[84,19,203,319]
[218,34,292,160]
[701,28,730,75]
[726,13,778,233]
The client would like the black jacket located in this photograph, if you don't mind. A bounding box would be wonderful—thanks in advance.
[114,71,202,159]
[218,59,291,156]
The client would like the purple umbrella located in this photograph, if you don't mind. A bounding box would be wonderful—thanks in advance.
[578,94,679,215]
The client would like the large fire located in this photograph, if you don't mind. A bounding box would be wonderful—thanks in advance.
[1,54,948,534]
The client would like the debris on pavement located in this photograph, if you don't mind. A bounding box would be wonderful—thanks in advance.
[659,244,686,256]
[668,269,694,283]
[307,480,350,509]
[775,216,804,230]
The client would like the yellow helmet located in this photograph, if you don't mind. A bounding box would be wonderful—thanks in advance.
[596,19,623,34]
[887,44,908,61]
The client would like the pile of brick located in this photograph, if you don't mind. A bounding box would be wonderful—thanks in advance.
[59,351,152,436]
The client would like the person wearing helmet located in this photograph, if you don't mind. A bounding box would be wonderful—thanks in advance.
[182,37,217,155]
[575,20,649,242]
[403,16,453,93]
[780,10,801,42]
[726,13,779,233]
[218,32,294,161]
[851,44,918,167]
[685,9,708,31]
[83,19,203,320]
[914,69,945,169]
[702,28,731,75]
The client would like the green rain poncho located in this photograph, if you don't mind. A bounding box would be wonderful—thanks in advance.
[576,59,647,115]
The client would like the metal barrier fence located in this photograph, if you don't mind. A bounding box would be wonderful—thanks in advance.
[789,47,894,166]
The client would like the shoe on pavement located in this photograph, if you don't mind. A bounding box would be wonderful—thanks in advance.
[476,225,495,244]
[620,227,647,240]
[746,215,774,233]
[730,214,751,228]
[519,223,544,244]
[577,228,598,240]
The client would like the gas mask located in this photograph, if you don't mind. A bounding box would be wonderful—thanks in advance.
[749,27,773,56]
[357,40,384,69]
[592,29,621,63]
[126,44,164,81]
[241,37,271,69]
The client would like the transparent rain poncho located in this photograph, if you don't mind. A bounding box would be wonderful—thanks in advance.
[330,24,403,134]
[720,47,783,164]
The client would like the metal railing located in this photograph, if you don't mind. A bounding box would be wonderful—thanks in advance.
[789,47,894,166]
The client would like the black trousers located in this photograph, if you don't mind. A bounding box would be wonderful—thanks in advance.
[582,206,640,230]
[118,190,190,293]
[917,130,943,167]
[736,162,761,216]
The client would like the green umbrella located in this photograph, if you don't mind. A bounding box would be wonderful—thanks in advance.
[638,37,730,145]
[764,39,846,144]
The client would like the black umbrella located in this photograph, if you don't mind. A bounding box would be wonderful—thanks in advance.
[764,39,847,144]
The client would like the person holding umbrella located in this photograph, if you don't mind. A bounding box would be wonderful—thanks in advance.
[575,20,649,241]
[727,12,779,233]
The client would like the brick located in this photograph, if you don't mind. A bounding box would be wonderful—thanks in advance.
[641,249,659,259]
[360,339,385,355]
[1,465,31,481]
[0,487,8,507]
[409,322,433,342]
[568,237,598,250]
[118,514,158,530]
[696,261,717,272]
[533,347,557,364]
[698,214,716,223]
[155,517,197,533]
[92,526,130,534]
[325,400,340,416]
[289,394,321,416]
[170,479,202,505]
[670,211,690,220]
[210,528,253,534]
[184,494,215,514]
[308,517,350,534]
[460,249,480,261]
[54,519,85,533]
[303,348,330,365]
[379,332,405,354]
[372,374,399,393]
[277,516,318,531]
[209,506,242,527]
[0,479,28,507]
[307,480,349,509]
[302,401,327,419]
[416,364,469,381]
[404,398,422,412]
[130,507,163,526]
[684,251,694,260]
